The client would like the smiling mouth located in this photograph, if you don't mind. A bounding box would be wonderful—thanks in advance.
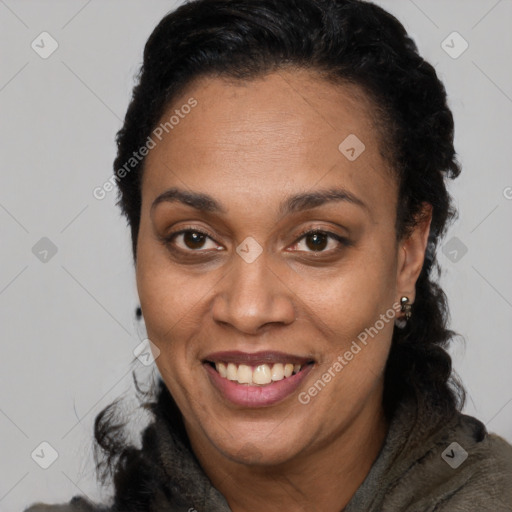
[205,361,315,386]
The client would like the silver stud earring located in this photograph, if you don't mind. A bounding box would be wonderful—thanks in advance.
[395,296,412,329]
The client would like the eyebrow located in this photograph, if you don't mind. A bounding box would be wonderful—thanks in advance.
[151,186,369,217]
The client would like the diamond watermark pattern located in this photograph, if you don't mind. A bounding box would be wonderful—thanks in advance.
[442,236,468,263]
[134,338,160,366]
[31,32,59,59]
[31,441,59,469]
[441,32,469,59]
[236,237,263,263]
[338,134,366,161]
[442,441,468,469]
[32,237,58,263]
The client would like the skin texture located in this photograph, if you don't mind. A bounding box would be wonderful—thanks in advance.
[136,69,432,512]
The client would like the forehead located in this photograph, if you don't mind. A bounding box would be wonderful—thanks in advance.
[142,69,397,220]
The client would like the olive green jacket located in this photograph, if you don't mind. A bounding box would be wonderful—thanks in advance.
[24,392,512,512]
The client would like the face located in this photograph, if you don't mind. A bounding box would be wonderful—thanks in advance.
[136,69,430,466]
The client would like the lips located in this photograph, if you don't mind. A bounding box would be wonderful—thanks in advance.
[203,351,315,407]
[205,350,312,366]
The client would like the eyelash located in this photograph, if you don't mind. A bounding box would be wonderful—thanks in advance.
[162,225,351,256]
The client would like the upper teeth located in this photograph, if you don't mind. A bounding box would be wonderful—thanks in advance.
[215,362,302,385]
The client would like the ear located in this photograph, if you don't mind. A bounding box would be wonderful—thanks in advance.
[395,202,433,303]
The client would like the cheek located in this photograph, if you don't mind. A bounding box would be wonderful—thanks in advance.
[296,247,396,335]
[135,243,202,380]
[296,242,397,388]
[136,253,209,412]
[297,272,396,431]
[136,236,204,329]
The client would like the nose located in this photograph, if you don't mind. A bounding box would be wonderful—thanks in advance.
[211,251,296,335]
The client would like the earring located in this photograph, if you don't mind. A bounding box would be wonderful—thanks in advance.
[133,305,148,340]
[395,296,412,329]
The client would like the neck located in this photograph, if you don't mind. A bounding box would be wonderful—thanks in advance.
[186,384,389,512]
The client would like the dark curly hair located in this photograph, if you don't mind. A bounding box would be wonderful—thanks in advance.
[94,0,466,503]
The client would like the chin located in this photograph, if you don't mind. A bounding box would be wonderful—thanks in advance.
[205,420,308,467]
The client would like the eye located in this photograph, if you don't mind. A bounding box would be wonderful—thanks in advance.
[163,227,222,253]
[162,227,351,256]
[289,229,350,253]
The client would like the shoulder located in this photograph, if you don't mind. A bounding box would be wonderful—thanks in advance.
[23,496,110,512]
[434,428,512,511]
[368,407,512,511]
[408,412,512,510]
[444,414,512,486]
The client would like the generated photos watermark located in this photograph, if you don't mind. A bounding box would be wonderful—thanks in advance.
[298,300,402,405]
[93,97,198,200]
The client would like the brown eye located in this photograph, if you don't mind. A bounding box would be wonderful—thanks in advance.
[290,229,351,254]
[304,232,329,252]
[163,227,221,253]
[182,231,207,250]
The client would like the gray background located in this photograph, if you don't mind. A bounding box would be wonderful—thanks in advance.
[1,0,511,509]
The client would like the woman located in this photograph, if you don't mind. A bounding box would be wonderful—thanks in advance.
[25,0,512,510]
